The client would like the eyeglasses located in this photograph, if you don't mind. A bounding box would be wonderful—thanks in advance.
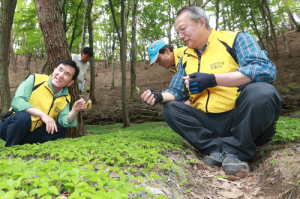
[176,22,195,35]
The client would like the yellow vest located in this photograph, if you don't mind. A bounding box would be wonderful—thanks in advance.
[27,74,70,132]
[169,47,187,74]
[182,29,240,113]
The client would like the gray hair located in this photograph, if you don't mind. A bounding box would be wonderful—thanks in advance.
[177,6,211,30]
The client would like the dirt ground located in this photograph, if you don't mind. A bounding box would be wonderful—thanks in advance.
[3,29,300,198]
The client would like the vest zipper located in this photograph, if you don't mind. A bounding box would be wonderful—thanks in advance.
[45,86,55,115]
[205,89,210,113]
[197,56,201,72]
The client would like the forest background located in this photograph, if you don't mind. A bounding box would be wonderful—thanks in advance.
[0,0,300,135]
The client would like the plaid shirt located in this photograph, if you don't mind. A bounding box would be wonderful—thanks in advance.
[162,32,277,101]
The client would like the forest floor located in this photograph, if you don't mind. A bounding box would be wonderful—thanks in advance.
[3,29,300,198]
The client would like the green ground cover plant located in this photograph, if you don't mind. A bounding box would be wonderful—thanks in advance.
[0,117,299,198]
[0,122,188,199]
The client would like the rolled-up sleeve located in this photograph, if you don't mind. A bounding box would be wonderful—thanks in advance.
[58,104,77,127]
[11,75,34,111]
[162,58,186,102]
[234,33,276,85]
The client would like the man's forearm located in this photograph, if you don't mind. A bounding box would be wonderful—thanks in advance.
[68,109,78,124]
[162,92,176,103]
[26,107,46,118]
[214,71,251,87]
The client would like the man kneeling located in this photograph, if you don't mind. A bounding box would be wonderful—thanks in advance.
[0,59,86,147]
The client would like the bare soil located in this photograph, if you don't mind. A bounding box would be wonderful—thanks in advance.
[4,29,300,198]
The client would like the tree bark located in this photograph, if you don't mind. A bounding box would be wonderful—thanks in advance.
[25,51,32,71]
[111,38,115,90]
[264,0,278,55]
[0,0,17,115]
[87,0,96,104]
[10,29,17,73]
[109,0,130,128]
[80,0,88,51]
[34,0,85,137]
[215,0,220,30]
[250,3,265,50]
[69,0,83,50]
[130,0,138,101]
[221,0,226,30]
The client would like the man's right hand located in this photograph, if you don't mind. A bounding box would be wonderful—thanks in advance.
[141,89,163,106]
[41,113,57,134]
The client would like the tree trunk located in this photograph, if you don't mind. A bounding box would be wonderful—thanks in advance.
[0,0,17,115]
[109,0,130,128]
[282,32,292,57]
[282,0,299,30]
[130,0,138,101]
[250,4,265,50]
[142,38,147,70]
[87,0,96,104]
[25,51,32,71]
[69,0,83,50]
[10,29,17,73]
[215,0,220,30]
[264,0,278,55]
[111,38,115,90]
[34,0,85,137]
[221,0,226,30]
[80,0,88,51]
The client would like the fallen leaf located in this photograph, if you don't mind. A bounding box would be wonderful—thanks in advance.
[190,191,204,199]
[219,191,243,198]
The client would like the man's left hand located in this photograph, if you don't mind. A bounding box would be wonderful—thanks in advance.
[141,89,163,106]
[72,98,86,112]
[183,72,217,94]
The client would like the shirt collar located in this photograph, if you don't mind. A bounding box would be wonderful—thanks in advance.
[194,43,208,56]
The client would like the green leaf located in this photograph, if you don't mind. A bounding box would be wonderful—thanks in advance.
[37,188,48,198]
[48,186,59,195]
[14,191,28,198]
[136,86,140,93]
[4,190,18,197]
[40,195,52,199]
[29,189,39,196]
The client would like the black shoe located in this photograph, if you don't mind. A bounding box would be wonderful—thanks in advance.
[203,151,223,167]
[222,153,249,175]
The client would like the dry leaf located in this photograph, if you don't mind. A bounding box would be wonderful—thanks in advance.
[219,191,243,198]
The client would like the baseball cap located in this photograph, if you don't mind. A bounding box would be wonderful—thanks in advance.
[148,40,167,66]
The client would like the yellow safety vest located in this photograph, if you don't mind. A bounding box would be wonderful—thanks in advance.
[169,47,187,74]
[182,29,240,113]
[9,74,71,132]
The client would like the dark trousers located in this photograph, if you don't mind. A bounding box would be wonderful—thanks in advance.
[162,82,282,162]
[0,111,67,147]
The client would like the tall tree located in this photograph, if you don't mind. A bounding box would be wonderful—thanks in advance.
[80,0,89,51]
[87,0,96,103]
[34,0,85,137]
[109,0,130,127]
[130,0,138,102]
[0,0,17,115]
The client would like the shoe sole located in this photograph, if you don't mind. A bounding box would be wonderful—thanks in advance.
[203,157,222,167]
[222,165,249,175]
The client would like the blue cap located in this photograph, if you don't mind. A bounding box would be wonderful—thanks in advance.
[148,40,167,66]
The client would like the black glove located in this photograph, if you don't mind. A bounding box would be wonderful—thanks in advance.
[188,72,217,94]
[149,89,163,105]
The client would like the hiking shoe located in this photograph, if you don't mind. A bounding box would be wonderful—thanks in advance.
[222,153,249,175]
[203,151,223,167]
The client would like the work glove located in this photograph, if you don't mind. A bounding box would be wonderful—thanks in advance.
[148,89,163,106]
[188,72,217,94]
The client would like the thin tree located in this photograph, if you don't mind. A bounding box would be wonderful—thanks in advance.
[130,0,138,102]
[87,0,96,103]
[0,0,17,115]
[109,0,130,127]
[34,0,85,137]
[81,0,89,51]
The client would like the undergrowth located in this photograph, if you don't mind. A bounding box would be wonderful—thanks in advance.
[0,117,299,198]
[0,122,188,199]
